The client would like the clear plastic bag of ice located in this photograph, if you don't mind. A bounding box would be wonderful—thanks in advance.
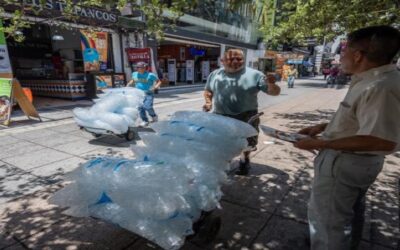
[73,87,144,134]
[50,111,258,250]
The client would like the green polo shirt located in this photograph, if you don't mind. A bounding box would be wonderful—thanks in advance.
[205,67,268,115]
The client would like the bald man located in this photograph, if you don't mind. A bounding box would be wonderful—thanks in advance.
[203,48,281,175]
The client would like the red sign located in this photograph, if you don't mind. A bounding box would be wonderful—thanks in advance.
[125,48,151,65]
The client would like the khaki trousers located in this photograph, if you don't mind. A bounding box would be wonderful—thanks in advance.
[308,149,384,250]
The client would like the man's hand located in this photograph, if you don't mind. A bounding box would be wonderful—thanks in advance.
[127,80,135,87]
[266,74,281,96]
[203,103,212,112]
[294,138,326,150]
[203,90,213,112]
[298,123,328,137]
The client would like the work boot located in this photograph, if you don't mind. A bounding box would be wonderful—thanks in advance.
[235,159,250,175]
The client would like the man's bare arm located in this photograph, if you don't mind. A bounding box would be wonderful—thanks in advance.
[294,135,396,152]
[127,79,135,87]
[266,74,281,96]
[203,90,213,112]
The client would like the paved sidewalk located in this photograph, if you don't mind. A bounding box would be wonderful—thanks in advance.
[0,82,399,250]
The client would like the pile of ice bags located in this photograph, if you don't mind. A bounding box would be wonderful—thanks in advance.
[73,87,145,134]
[49,111,257,250]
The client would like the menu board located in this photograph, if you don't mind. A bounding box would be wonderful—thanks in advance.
[0,20,13,78]
[0,78,12,125]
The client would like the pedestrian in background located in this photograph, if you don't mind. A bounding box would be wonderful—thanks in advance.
[294,25,400,250]
[322,67,330,79]
[127,62,162,127]
[287,65,298,88]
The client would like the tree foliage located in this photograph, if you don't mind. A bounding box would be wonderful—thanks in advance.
[260,0,400,45]
[0,0,254,41]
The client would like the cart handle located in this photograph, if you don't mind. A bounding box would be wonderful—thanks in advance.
[247,112,264,125]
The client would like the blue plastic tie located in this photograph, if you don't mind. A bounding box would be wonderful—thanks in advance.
[196,126,204,132]
[113,160,129,171]
[95,192,113,205]
[86,157,103,168]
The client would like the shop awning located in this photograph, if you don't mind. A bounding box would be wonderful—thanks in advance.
[303,61,313,67]
[164,36,220,48]
[287,59,303,64]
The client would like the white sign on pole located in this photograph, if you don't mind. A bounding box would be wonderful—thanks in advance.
[167,59,176,84]
[186,60,194,82]
[201,61,210,82]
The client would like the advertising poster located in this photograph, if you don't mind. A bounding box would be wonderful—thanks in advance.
[186,60,194,82]
[0,78,12,124]
[95,75,113,90]
[80,30,108,72]
[0,20,13,78]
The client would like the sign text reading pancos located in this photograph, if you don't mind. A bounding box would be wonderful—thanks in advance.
[24,0,118,23]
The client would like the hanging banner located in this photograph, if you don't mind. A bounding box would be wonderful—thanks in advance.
[0,78,12,125]
[125,48,151,68]
[0,20,13,78]
[80,30,108,72]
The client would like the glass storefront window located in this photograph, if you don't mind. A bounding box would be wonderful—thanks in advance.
[163,0,260,45]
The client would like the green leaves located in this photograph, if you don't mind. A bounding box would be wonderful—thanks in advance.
[259,0,400,45]
[0,0,195,41]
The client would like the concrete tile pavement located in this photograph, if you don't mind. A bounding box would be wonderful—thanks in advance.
[0,81,398,249]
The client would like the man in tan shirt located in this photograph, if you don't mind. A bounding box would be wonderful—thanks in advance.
[294,25,400,249]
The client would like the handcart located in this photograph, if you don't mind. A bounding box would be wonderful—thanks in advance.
[79,125,136,141]
[187,111,265,245]
[87,112,265,248]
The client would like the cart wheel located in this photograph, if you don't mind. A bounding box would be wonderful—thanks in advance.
[92,133,102,138]
[125,129,135,141]
[196,214,221,244]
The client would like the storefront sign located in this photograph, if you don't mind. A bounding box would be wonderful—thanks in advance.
[167,59,176,84]
[21,0,118,23]
[201,61,210,81]
[125,48,151,66]
[186,60,194,82]
[80,30,108,72]
[0,21,13,78]
[0,78,12,124]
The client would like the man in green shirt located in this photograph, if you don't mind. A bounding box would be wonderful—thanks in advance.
[203,48,281,175]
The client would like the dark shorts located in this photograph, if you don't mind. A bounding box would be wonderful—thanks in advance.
[219,110,260,147]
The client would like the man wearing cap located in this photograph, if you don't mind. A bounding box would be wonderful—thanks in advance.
[127,62,162,127]
[203,48,281,175]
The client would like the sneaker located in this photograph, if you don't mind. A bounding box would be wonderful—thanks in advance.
[139,121,149,127]
[235,159,250,176]
[150,115,158,123]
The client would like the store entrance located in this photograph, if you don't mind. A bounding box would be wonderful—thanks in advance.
[6,23,116,109]
[6,24,85,107]
[156,39,220,87]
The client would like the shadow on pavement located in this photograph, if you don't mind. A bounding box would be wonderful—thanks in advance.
[0,185,139,249]
[273,109,335,132]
